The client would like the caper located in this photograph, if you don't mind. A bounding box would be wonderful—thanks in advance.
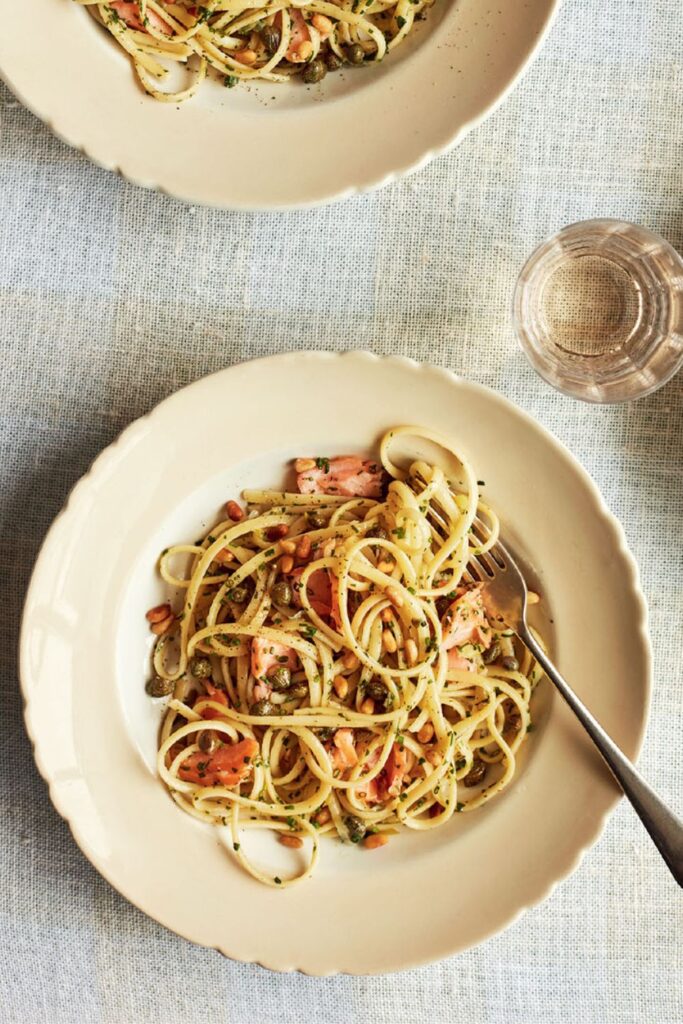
[302,59,326,85]
[505,706,522,733]
[501,655,519,671]
[260,24,280,53]
[367,524,388,541]
[229,585,248,604]
[364,680,388,703]
[317,727,336,741]
[198,729,220,754]
[346,42,365,64]
[250,699,275,716]
[269,666,292,692]
[483,642,501,665]
[463,760,487,787]
[325,52,343,72]
[288,684,309,699]
[190,656,212,679]
[344,814,367,844]
[272,581,292,606]
[307,511,326,529]
[146,676,174,697]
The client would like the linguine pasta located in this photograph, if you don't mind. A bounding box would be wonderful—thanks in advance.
[74,0,435,100]
[146,426,543,887]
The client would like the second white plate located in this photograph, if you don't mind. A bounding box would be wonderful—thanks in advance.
[0,0,557,209]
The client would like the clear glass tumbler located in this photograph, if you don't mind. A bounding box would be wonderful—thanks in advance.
[513,219,683,402]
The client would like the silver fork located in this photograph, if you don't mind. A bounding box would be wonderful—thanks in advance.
[468,518,683,888]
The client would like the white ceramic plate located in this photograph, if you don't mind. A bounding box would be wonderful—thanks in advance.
[0,0,558,210]
[20,352,650,975]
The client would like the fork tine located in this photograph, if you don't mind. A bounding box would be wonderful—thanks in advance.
[472,515,507,569]
[469,519,498,575]
[462,565,483,585]
[471,550,498,578]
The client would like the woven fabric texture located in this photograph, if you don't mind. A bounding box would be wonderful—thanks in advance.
[1,0,682,1021]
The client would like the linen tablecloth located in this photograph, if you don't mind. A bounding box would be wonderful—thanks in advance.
[1,0,682,1020]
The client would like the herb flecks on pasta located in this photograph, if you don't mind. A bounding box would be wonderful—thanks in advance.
[75,0,434,100]
[147,426,544,887]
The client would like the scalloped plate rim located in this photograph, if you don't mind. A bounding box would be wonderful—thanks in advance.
[19,351,651,974]
[0,2,560,211]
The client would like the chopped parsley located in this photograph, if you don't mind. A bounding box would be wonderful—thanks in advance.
[315,457,331,474]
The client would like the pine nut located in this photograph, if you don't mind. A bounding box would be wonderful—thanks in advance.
[296,534,312,560]
[405,639,418,666]
[377,559,394,574]
[225,500,244,522]
[382,629,397,654]
[312,13,333,34]
[342,651,359,671]
[214,548,235,565]
[527,591,540,605]
[380,607,393,623]
[151,613,174,635]
[280,539,297,555]
[297,40,313,61]
[314,806,331,825]
[417,722,434,744]
[267,524,289,540]
[279,834,303,849]
[280,555,295,574]
[426,747,442,766]
[295,458,316,473]
[333,675,348,699]
[363,833,389,849]
[235,48,257,65]
[360,697,375,715]
[146,603,171,623]
[386,587,404,609]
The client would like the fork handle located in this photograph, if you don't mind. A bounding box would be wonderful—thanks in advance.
[520,626,683,888]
